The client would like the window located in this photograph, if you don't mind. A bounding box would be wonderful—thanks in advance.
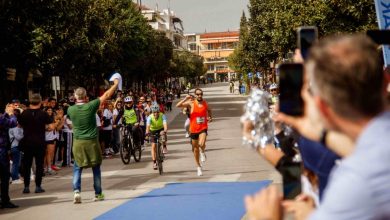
[216,65,228,71]
[189,44,196,51]
[187,36,196,42]
[221,42,227,49]
[208,43,214,50]
[208,64,215,71]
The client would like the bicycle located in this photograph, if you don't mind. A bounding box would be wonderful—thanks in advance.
[149,132,165,175]
[119,124,142,164]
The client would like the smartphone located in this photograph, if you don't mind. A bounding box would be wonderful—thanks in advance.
[297,26,318,60]
[366,30,390,45]
[281,162,302,200]
[278,63,304,116]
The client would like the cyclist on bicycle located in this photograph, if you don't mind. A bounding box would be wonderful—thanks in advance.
[122,96,144,149]
[145,104,168,170]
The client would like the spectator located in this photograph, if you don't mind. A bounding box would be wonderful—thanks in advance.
[112,99,123,154]
[44,107,58,175]
[19,94,54,194]
[246,34,390,220]
[0,103,18,208]
[101,102,114,156]
[67,79,118,204]
[9,117,24,184]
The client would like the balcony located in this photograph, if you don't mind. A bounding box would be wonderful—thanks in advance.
[215,69,229,73]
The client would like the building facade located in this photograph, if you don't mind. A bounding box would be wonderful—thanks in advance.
[141,5,186,50]
[186,31,239,82]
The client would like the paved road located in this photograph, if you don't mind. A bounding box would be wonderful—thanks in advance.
[2,82,280,220]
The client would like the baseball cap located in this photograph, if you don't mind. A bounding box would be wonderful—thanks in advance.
[298,137,340,199]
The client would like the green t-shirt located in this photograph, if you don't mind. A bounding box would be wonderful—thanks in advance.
[68,99,100,140]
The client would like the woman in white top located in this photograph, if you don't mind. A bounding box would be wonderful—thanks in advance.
[101,103,114,156]
[44,107,58,175]
[112,99,123,154]
[62,110,73,167]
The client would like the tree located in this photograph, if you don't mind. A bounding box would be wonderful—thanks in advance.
[0,0,162,101]
[170,50,206,81]
[237,0,377,84]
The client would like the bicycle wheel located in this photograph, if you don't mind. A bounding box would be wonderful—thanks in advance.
[120,136,131,164]
[157,142,163,175]
[131,134,142,162]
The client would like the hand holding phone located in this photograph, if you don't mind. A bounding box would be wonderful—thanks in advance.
[278,63,304,116]
[297,26,318,60]
[366,30,390,45]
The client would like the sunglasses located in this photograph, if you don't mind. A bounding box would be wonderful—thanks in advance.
[270,89,277,92]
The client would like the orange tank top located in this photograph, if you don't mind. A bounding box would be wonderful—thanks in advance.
[190,100,208,133]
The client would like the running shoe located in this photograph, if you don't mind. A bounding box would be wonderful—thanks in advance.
[93,193,105,202]
[47,169,57,175]
[153,163,158,170]
[73,191,82,204]
[12,179,23,184]
[197,167,203,176]
[51,165,61,171]
[200,152,207,163]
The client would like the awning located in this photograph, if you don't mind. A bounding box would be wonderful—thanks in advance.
[200,38,238,44]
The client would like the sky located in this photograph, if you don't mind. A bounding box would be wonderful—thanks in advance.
[140,0,250,33]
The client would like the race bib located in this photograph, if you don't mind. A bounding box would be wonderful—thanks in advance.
[196,117,206,124]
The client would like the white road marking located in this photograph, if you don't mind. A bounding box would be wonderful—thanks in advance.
[208,174,241,182]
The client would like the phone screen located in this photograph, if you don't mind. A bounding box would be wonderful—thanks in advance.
[298,27,317,59]
[279,63,304,116]
[366,30,390,45]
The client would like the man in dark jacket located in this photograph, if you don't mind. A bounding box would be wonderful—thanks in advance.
[0,104,18,208]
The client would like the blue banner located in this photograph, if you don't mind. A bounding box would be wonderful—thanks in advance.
[374,0,390,67]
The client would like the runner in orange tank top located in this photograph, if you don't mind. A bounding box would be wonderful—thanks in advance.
[176,88,212,176]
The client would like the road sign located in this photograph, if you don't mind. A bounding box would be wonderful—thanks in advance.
[51,76,60,90]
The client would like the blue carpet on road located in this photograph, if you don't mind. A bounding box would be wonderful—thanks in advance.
[95,181,272,220]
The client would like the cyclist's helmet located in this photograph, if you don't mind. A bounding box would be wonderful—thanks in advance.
[270,83,278,90]
[124,96,133,103]
[151,104,160,113]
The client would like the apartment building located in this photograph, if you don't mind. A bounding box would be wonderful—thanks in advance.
[186,31,239,82]
[141,5,186,49]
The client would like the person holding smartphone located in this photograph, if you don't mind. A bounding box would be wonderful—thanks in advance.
[246,34,390,220]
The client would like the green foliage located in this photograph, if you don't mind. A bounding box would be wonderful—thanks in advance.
[234,0,377,75]
[170,50,206,79]
[0,0,176,92]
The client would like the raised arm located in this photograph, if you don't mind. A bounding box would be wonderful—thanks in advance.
[99,79,119,103]
[176,95,192,108]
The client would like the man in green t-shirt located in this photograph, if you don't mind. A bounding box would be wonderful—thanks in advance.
[67,78,118,204]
